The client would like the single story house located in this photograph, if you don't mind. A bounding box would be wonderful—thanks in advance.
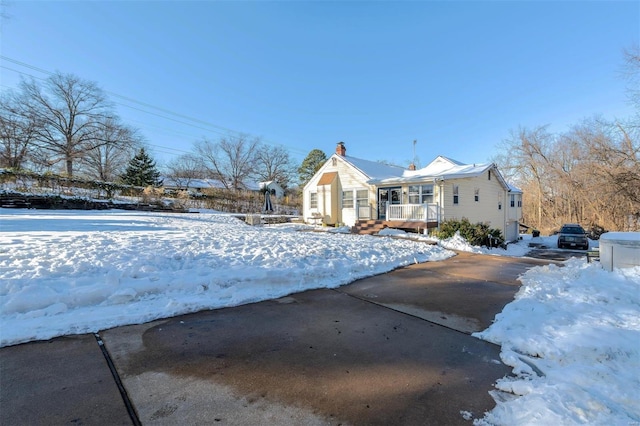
[302,142,523,242]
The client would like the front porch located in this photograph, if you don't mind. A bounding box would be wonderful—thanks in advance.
[353,203,441,235]
[385,203,440,223]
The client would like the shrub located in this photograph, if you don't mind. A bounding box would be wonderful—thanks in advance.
[436,218,504,247]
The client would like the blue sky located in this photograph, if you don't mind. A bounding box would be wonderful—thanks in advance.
[1,1,638,169]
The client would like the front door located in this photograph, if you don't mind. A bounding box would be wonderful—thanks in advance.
[378,187,402,220]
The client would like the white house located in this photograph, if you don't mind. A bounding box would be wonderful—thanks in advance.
[302,142,523,242]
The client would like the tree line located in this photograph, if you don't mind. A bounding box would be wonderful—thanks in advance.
[3,47,638,232]
[495,47,639,234]
[0,72,327,192]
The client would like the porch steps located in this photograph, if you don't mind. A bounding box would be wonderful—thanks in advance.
[352,220,388,235]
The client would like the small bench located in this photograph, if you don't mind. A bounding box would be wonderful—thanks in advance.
[586,249,600,263]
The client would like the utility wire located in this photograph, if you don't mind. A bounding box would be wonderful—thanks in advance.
[0,55,309,157]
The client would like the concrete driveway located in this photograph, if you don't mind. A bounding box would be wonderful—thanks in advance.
[0,252,557,425]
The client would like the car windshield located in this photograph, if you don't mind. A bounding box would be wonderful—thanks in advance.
[562,227,584,234]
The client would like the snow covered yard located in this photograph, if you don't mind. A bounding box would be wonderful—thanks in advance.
[1,209,638,425]
[0,209,453,347]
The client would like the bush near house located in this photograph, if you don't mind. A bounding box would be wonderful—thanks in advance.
[437,218,504,247]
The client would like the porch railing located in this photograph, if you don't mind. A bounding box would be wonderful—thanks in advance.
[386,203,440,222]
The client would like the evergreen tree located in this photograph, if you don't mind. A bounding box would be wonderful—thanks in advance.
[121,148,162,187]
[298,149,327,187]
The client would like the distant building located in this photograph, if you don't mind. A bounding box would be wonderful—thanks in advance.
[162,177,285,198]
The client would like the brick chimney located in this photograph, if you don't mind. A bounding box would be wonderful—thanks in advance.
[336,141,346,156]
[408,163,416,171]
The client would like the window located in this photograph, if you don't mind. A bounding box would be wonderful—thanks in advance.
[342,190,354,208]
[488,170,491,180]
[409,184,434,204]
[310,192,318,209]
[474,188,479,202]
[518,196,522,208]
[510,194,515,208]
[356,189,368,207]
[421,185,434,203]
[332,158,337,166]
[453,185,459,205]
[408,185,420,204]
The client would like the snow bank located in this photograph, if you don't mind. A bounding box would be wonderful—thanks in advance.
[473,259,640,425]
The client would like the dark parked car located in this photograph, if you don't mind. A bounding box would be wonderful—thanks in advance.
[557,224,589,250]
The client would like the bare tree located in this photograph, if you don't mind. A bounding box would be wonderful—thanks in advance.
[20,72,117,176]
[0,90,39,169]
[254,144,295,188]
[622,43,640,112]
[79,118,143,181]
[193,134,260,190]
[165,154,203,190]
[497,117,640,233]
[499,126,555,229]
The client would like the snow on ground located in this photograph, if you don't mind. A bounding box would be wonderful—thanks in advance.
[379,227,546,257]
[0,209,453,347]
[1,209,638,425]
[473,260,640,425]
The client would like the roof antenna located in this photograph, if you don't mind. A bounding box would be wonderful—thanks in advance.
[408,139,418,171]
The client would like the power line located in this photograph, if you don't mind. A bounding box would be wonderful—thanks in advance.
[0,55,310,158]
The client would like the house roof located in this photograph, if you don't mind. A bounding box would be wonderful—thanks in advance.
[340,154,515,191]
[507,183,523,193]
[340,155,406,180]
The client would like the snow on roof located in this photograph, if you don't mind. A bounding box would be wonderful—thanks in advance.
[162,178,226,189]
[362,155,494,184]
[508,183,523,193]
[331,153,518,191]
[163,178,265,191]
[341,155,406,180]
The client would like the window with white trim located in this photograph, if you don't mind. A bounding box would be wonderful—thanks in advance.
[453,185,459,205]
[356,189,368,207]
[474,188,479,202]
[409,184,434,204]
[510,194,515,208]
[310,192,318,209]
[421,184,434,203]
[408,185,420,204]
[342,190,354,208]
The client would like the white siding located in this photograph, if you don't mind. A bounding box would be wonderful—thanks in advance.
[436,169,513,241]
[302,155,373,226]
[304,156,521,240]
